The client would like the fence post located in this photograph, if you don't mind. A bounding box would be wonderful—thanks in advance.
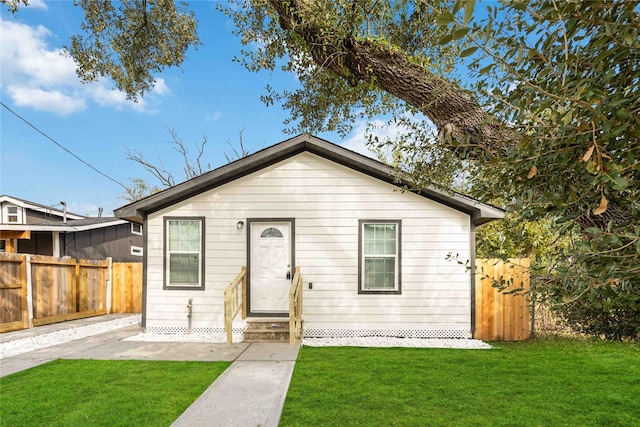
[25,254,34,328]
[106,257,113,314]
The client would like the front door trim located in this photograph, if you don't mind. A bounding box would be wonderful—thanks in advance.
[246,218,295,317]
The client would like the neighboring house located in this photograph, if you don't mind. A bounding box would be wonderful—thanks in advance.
[114,135,504,338]
[0,195,144,262]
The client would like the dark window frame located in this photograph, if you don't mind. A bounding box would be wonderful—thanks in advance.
[163,216,206,291]
[358,219,402,295]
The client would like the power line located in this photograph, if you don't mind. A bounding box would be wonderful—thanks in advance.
[1,101,128,191]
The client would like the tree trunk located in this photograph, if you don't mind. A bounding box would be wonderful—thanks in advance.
[269,0,633,229]
[269,0,515,158]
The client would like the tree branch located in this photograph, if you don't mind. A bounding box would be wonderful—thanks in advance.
[268,0,516,158]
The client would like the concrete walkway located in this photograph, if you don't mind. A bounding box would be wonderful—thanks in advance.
[172,343,300,427]
[0,316,301,427]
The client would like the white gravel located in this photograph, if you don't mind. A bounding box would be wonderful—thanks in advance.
[303,337,492,349]
[0,315,140,359]
[2,314,490,358]
[125,332,491,349]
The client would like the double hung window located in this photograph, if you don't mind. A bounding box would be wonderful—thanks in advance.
[6,206,19,223]
[165,218,204,289]
[359,220,401,294]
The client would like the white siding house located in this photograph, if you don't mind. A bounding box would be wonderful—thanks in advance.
[115,135,503,339]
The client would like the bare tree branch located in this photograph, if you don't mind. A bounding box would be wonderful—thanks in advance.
[125,147,176,187]
[224,129,250,163]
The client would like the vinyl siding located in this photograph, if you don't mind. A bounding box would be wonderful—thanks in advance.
[145,152,472,336]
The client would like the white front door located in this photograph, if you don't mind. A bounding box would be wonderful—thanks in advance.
[250,221,292,313]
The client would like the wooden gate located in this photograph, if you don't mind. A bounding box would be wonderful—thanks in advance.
[475,258,531,341]
[111,262,143,313]
[0,253,28,332]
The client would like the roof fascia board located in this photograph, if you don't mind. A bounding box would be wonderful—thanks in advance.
[114,135,312,220]
[0,195,85,219]
[0,219,127,232]
[292,137,505,226]
[114,134,504,226]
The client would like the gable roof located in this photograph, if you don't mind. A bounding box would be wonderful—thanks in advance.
[0,195,85,220]
[114,134,504,226]
[0,217,128,232]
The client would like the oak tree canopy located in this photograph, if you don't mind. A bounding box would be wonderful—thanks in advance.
[4,0,638,338]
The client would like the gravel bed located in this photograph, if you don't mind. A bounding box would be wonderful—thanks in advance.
[0,315,140,359]
[125,332,491,349]
[2,315,490,358]
[303,337,492,349]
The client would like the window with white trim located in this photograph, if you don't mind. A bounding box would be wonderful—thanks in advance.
[131,246,143,257]
[165,218,205,289]
[359,220,401,294]
[131,223,143,236]
[6,206,20,223]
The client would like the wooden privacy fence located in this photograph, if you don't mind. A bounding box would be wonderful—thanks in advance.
[0,253,142,333]
[475,258,531,341]
[111,262,143,314]
[2,253,530,339]
[31,255,108,327]
[0,253,28,333]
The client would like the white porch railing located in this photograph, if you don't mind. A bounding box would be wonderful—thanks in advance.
[289,266,303,345]
[224,266,246,345]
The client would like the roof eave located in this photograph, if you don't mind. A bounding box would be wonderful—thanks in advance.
[0,219,127,232]
[113,134,505,225]
[0,195,85,219]
[114,135,321,221]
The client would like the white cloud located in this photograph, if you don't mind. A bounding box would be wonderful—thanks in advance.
[90,77,171,112]
[204,110,222,122]
[7,85,86,114]
[341,119,404,159]
[341,114,439,163]
[0,17,168,115]
[90,84,132,109]
[27,0,48,10]
[153,78,169,95]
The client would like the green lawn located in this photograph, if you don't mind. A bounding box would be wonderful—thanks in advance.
[280,339,640,426]
[0,359,230,427]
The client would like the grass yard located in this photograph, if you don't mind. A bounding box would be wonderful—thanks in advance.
[0,359,230,427]
[280,339,640,426]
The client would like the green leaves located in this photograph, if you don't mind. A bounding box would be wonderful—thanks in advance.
[463,0,476,26]
[467,1,639,338]
[436,11,454,26]
[435,2,474,46]
[608,172,629,191]
[220,0,639,338]
[67,0,199,100]
[460,46,478,57]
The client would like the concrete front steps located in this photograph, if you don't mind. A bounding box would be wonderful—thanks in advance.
[244,318,294,343]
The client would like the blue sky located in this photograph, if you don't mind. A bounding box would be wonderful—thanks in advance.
[1,1,384,216]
